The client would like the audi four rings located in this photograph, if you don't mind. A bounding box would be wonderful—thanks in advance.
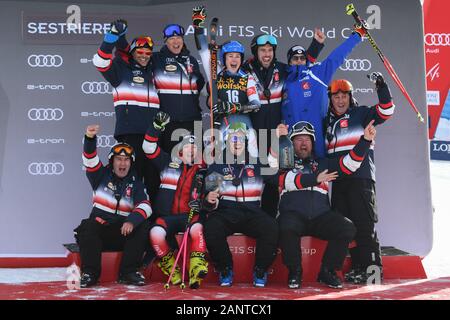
[81,81,112,94]
[27,55,63,67]
[95,135,116,148]
[339,59,372,72]
[424,33,450,46]
[28,162,64,175]
[28,108,64,121]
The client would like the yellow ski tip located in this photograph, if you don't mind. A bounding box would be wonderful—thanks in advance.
[418,113,425,123]
[346,3,355,15]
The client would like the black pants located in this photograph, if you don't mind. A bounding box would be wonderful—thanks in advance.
[116,134,160,204]
[278,210,356,271]
[203,206,278,271]
[331,178,382,268]
[160,120,198,156]
[74,218,150,278]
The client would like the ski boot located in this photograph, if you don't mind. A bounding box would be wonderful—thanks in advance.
[188,251,209,289]
[158,251,182,285]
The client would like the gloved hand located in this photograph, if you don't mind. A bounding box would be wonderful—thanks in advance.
[192,5,207,28]
[104,19,128,43]
[153,111,170,131]
[368,72,386,89]
[353,20,368,38]
[212,101,233,115]
[188,200,202,213]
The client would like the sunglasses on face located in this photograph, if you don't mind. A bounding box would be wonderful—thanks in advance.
[291,55,306,61]
[135,49,152,56]
[164,24,185,38]
[230,135,246,143]
[256,34,277,46]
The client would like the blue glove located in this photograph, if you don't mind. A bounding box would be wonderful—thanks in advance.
[104,19,128,44]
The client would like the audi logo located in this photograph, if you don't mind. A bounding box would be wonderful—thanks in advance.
[339,59,372,72]
[97,135,116,148]
[28,162,64,175]
[81,81,112,94]
[424,33,450,46]
[27,55,63,67]
[28,108,64,121]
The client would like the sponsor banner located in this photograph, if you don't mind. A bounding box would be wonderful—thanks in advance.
[430,140,450,160]
[424,0,450,140]
[23,12,172,45]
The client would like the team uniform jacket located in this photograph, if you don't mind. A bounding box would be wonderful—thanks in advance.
[325,83,395,181]
[204,159,276,213]
[142,124,206,217]
[243,38,324,132]
[277,136,372,220]
[281,33,362,157]
[82,136,152,226]
[152,46,205,122]
[93,39,160,138]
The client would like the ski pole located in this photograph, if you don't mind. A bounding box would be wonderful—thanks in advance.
[346,3,425,123]
[164,231,188,289]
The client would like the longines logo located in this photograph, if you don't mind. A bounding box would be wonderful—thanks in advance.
[28,162,64,175]
[27,54,63,67]
[27,84,64,91]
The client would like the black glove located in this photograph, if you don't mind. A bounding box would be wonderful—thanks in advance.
[153,111,170,131]
[212,101,233,115]
[188,200,202,213]
[192,5,207,28]
[110,19,128,36]
[368,72,386,89]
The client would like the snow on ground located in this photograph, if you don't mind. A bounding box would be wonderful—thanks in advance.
[422,160,450,279]
[0,160,449,285]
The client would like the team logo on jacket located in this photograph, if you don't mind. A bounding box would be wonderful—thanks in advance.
[274,71,280,82]
[223,174,233,181]
[340,120,349,128]
[107,182,116,191]
[302,81,310,90]
[126,187,132,197]
[169,162,180,169]
[133,76,145,83]
[246,168,255,177]
[165,64,177,72]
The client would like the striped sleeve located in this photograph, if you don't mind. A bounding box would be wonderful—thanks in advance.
[339,136,371,175]
[82,136,102,172]
[283,171,317,192]
[246,74,261,106]
[126,200,152,226]
[374,84,395,122]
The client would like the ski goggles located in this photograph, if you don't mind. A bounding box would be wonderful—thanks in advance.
[163,24,185,39]
[129,36,154,52]
[329,79,353,94]
[110,143,135,160]
[135,49,152,56]
[255,34,278,46]
[289,121,316,141]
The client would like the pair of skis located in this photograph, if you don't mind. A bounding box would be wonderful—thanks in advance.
[346,3,424,123]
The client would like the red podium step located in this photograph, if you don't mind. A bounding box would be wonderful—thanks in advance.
[67,235,427,284]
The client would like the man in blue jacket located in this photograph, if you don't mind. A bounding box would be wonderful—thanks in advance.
[281,23,367,157]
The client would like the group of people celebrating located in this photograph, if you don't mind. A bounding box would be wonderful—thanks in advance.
[75,5,395,290]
